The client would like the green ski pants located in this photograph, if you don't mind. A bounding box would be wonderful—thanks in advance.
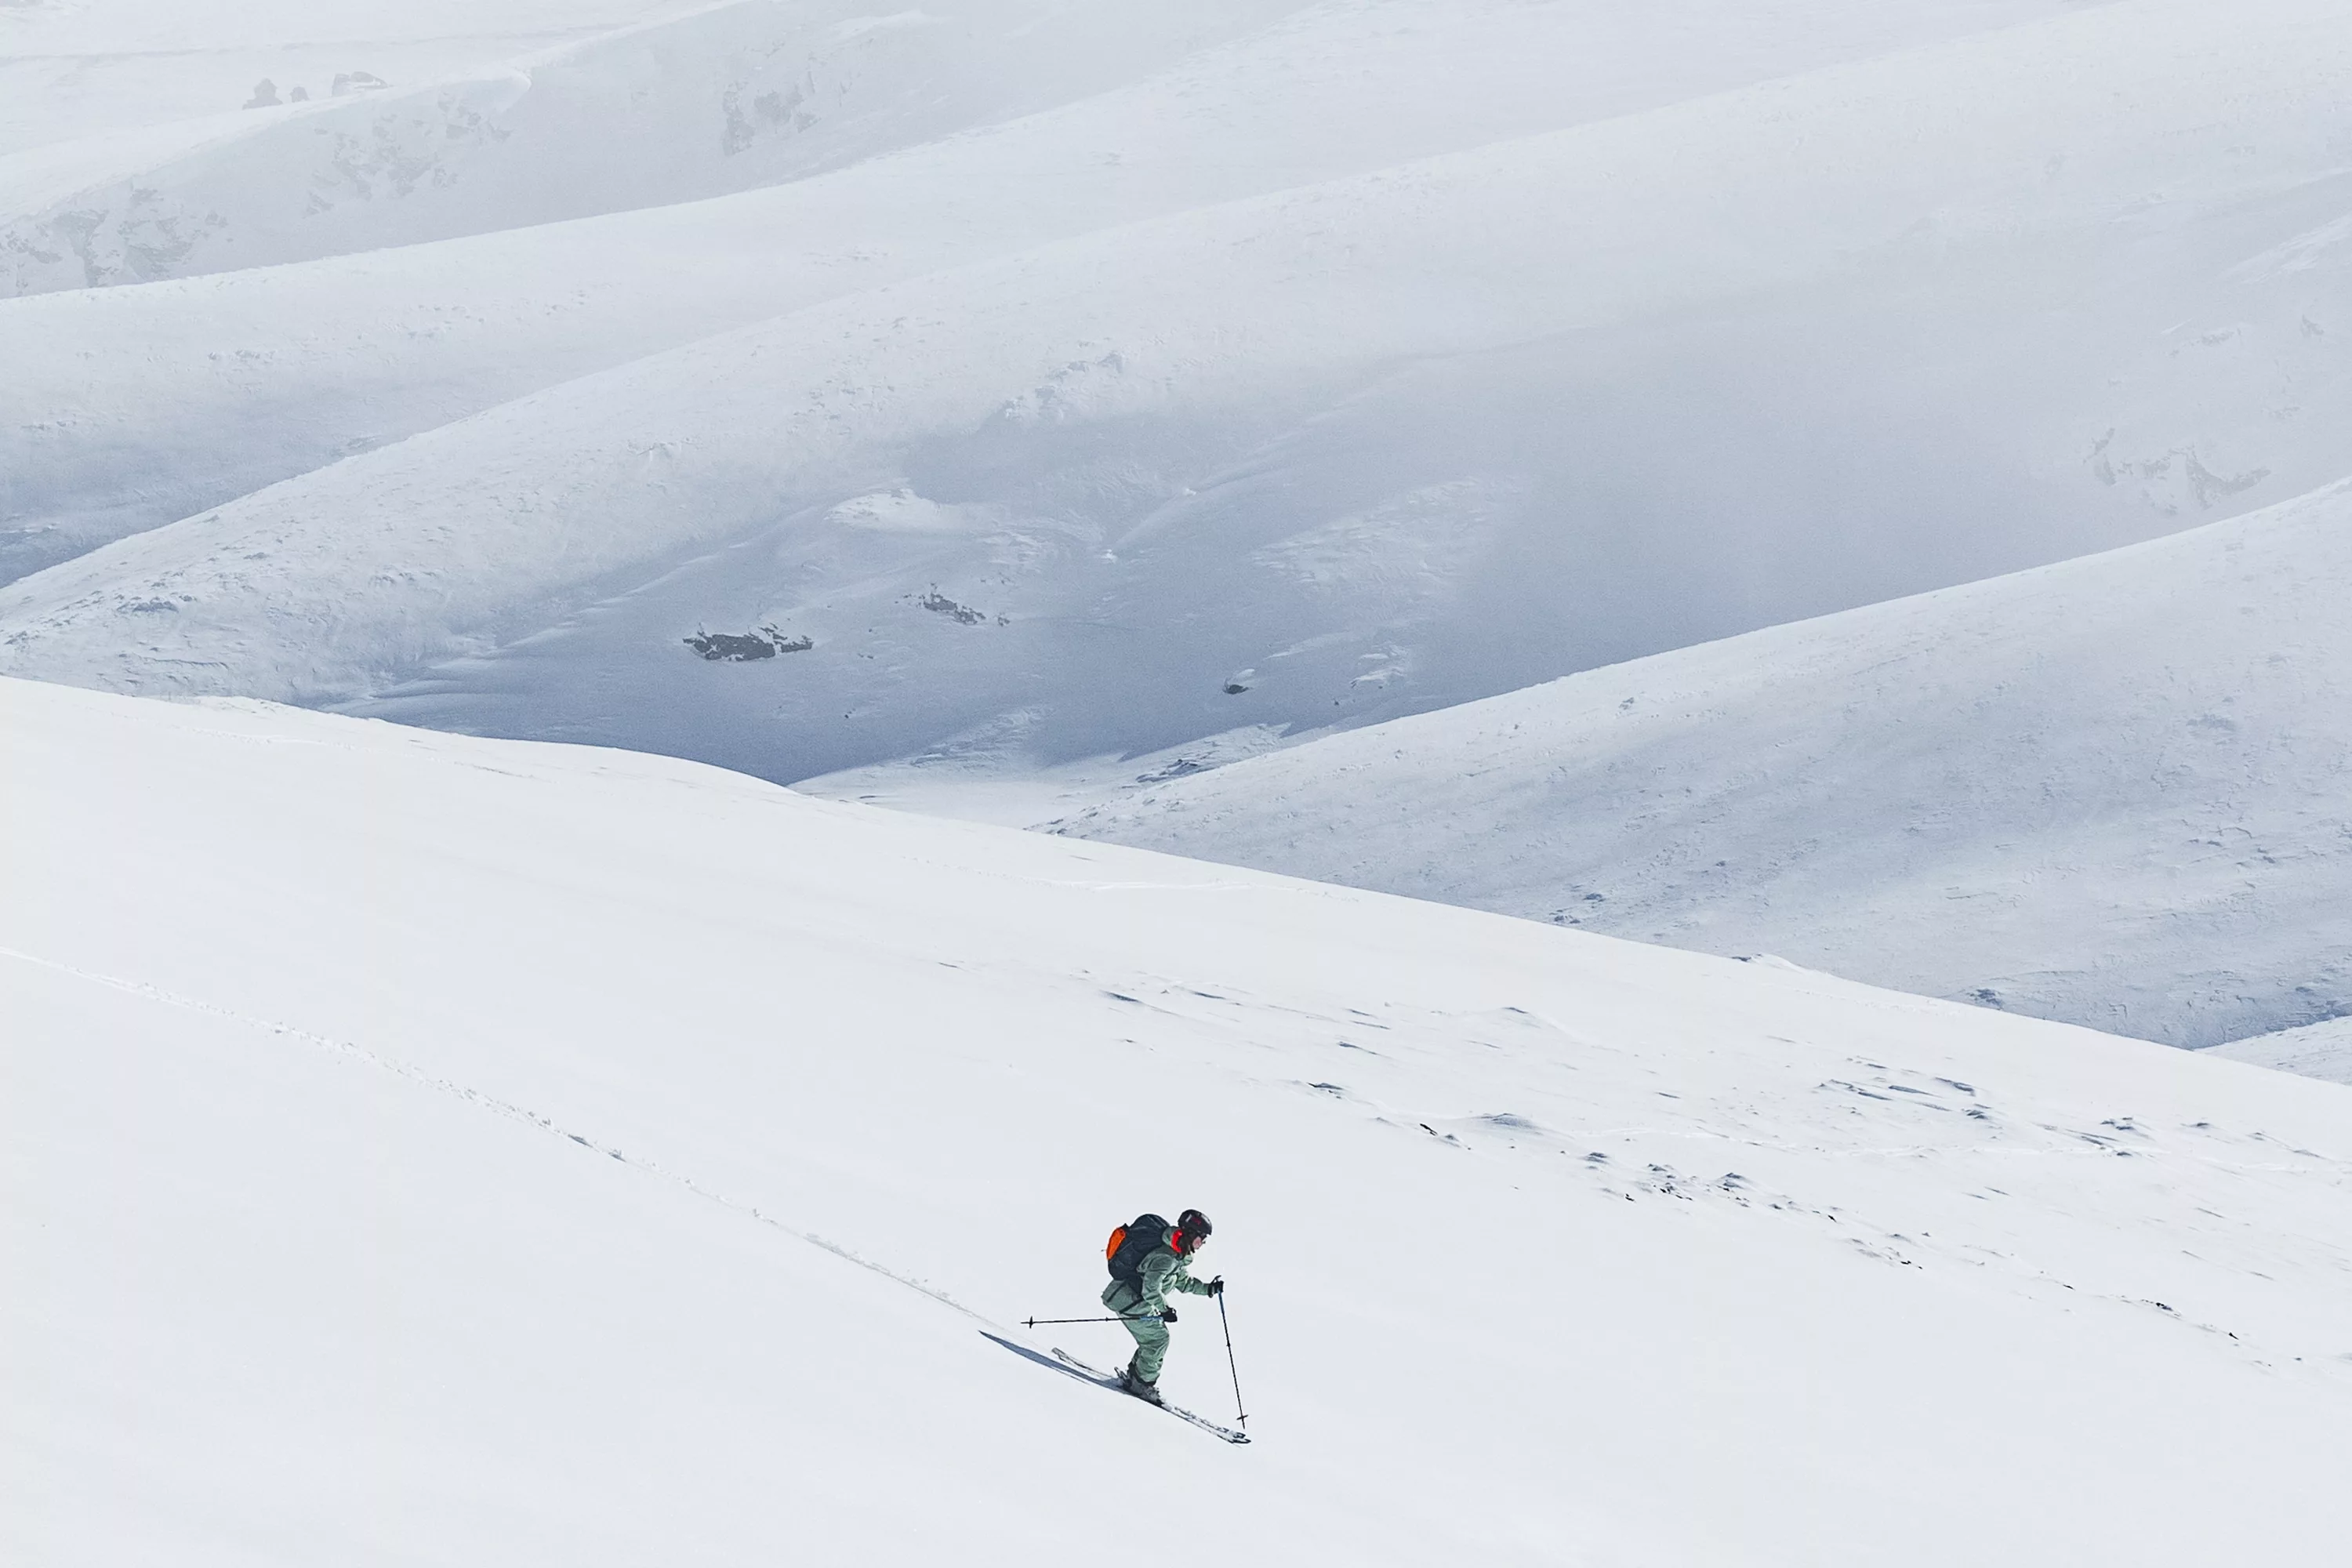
[1102,1282,1169,1381]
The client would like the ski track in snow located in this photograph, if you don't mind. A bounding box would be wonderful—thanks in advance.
[12,4,2352,1547]
[12,675,2352,1563]
[5,4,2350,1066]
[0,938,991,1324]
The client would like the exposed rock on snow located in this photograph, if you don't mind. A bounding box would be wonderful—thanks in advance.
[9,0,2352,806]
[684,626,811,661]
[5,2,2352,1388]
[1062,477,2352,1050]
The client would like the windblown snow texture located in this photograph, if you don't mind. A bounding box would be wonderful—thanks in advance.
[5,0,2350,792]
[2207,1017,2352,1085]
[13,8,2352,1561]
[8,4,2350,1058]
[1062,479,2352,1050]
[9,674,2352,1566]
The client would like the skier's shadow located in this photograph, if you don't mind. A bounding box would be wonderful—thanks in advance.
[981,1330,1113,1388]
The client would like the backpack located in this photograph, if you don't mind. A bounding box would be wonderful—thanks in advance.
[1105,1212,1171,1285]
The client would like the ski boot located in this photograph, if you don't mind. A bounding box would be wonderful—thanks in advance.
[1119,1359,1165,1406]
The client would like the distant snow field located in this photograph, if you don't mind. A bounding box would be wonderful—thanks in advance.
[1061,479,2352,1051]
[5,2,2351,1063]
[2208,1017,2352,1085]
[6,0,2349,778]
[13,5,2352,1556]
[9,674,2352,1566]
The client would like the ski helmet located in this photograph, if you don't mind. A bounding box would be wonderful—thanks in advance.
[1174,1208,1214,1254]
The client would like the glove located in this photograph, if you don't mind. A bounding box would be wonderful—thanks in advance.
[1207,1277,1225,1298]
[1161,1307,1180,1323]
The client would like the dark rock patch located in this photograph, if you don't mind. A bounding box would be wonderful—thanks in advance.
[684,625,814,661]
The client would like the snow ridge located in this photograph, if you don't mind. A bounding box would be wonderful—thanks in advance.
[9,0,2352,804]
[2208,1016,2352,1084]
[1062,476,2352,1047]
[12,673,2352,1563]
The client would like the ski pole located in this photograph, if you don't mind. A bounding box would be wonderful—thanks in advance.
[1216,1290,1247,1430]
[1022,1313,1159,1327]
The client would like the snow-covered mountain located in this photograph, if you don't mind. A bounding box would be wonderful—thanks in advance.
[2209,1017,2352,1086]
[0,0,2085,580]
[10,673,2352,1566]
[18,9,2352,1555]
[1059,477,2352,1050]
[6,0,2352,796]
[1,1,1306,295]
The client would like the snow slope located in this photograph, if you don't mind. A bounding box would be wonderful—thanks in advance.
[1062,477,2352,1051]
[0,0,673,158]
[2209,1018,2352,1086]
[0,1,1308,293]
[2,0,2072,583]
[0,1,2085,294]
[7,0,2352,796]
[9,673,2352,1566]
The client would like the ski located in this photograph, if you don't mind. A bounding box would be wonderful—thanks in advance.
[1051,1348,1250,1443]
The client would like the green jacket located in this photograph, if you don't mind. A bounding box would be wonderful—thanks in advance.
[1109,1234,1215,1316]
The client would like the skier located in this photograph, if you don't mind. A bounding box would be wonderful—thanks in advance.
[1102,1208,1222,1405]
